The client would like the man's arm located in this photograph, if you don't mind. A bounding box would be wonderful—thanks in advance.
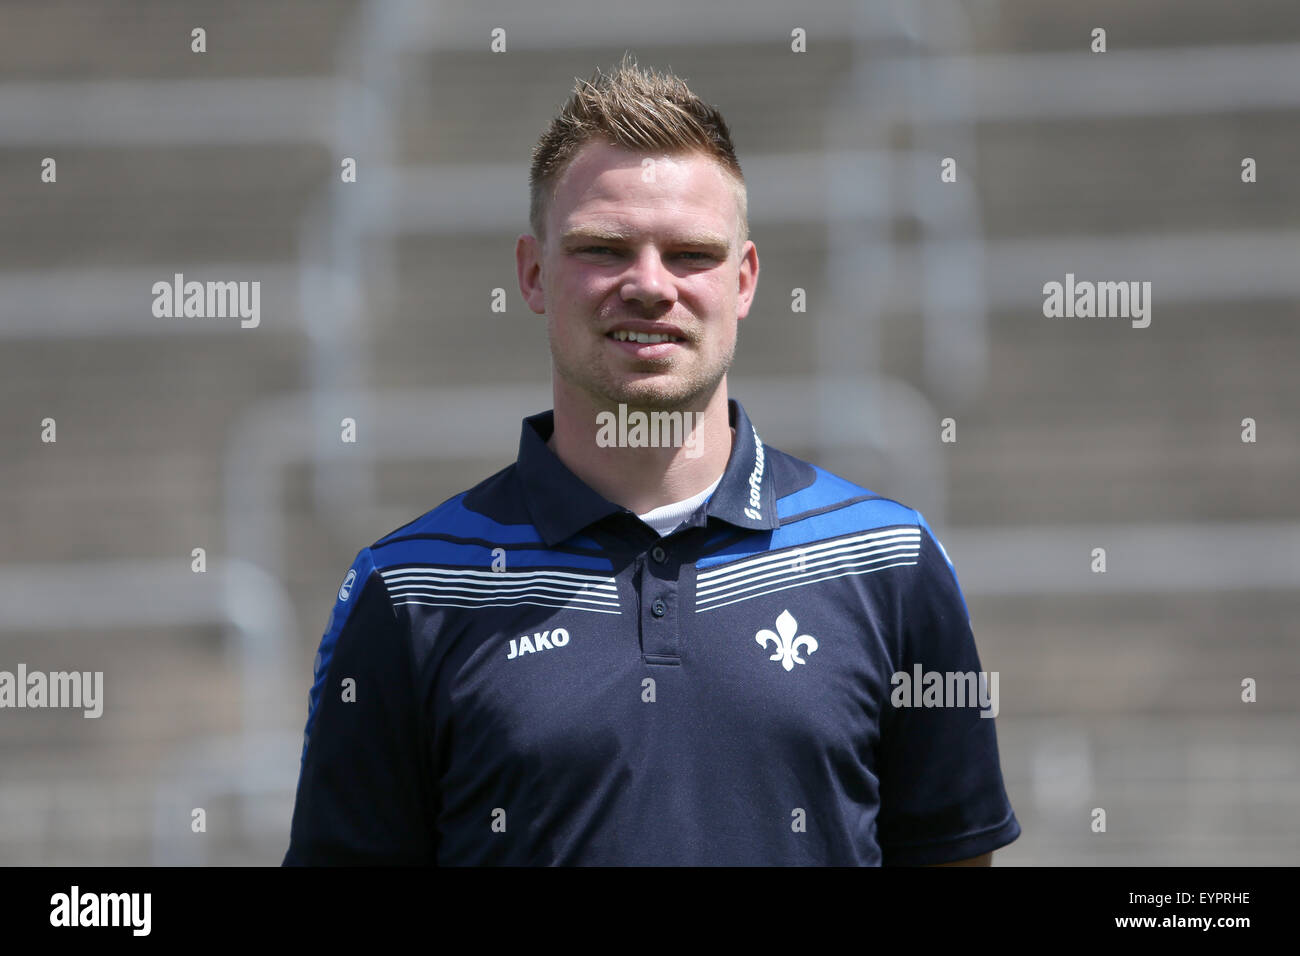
[284,547,437,865]
[875,511,1020,866]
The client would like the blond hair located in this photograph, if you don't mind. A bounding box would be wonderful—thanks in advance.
[529,52,747,250]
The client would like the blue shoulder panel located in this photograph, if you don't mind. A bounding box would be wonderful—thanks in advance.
[299,545,378,762]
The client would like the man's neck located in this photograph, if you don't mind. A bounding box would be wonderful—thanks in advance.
[545,386,735,514]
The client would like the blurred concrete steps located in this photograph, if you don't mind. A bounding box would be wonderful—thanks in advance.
[988,0,1300,52]
[0,146,327,268]
[0,0,359,80]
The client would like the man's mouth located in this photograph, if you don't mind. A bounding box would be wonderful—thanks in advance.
[606,330,685,344]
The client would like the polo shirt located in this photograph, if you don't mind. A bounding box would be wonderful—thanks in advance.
[637,470,723,535]
[283,397,1020,865]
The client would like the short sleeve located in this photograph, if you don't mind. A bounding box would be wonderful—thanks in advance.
[283,547,437,865]
[874,512,1020,864]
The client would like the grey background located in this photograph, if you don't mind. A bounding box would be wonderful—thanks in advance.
[1,0,1297,864]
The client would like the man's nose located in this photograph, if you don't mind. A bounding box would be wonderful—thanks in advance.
[620,246,676,307]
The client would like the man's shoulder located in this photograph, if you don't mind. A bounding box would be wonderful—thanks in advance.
[758,446,969,615]
[695,444,962,621]
[766,443,924,536]
[363,460,531,558]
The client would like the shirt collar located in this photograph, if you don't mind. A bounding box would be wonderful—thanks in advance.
[517,397,780,547]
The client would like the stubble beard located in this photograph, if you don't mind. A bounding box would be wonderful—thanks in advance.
[550,316,736,414]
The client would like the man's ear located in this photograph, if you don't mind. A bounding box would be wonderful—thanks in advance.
[516,233,547,315]
[735,239,759,321]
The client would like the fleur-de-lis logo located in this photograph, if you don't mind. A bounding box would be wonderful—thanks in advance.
[755,609,819,671]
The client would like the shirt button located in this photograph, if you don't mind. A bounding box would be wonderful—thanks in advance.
[651,545,667,563]
[651,599,667,617]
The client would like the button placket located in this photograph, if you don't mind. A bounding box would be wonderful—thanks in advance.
[640,545,679,664]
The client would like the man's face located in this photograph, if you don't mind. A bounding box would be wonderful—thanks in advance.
[518,140,758,412]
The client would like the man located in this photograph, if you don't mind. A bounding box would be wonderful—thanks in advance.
[283,54,1019,866]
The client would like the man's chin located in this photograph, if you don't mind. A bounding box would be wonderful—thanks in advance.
[598,379,721,413]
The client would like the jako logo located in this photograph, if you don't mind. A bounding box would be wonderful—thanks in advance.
[507,628,570,659]
[338,569,357,601]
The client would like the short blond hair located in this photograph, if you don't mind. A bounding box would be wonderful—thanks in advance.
[529,51,748,251]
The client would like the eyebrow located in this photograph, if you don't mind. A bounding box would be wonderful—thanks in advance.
[561,227,731,251]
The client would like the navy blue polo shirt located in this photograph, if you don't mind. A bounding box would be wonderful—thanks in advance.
[283,398,1020,865]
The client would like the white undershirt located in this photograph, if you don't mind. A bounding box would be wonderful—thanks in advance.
[636,472,723,536]
[547,422,734,537]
